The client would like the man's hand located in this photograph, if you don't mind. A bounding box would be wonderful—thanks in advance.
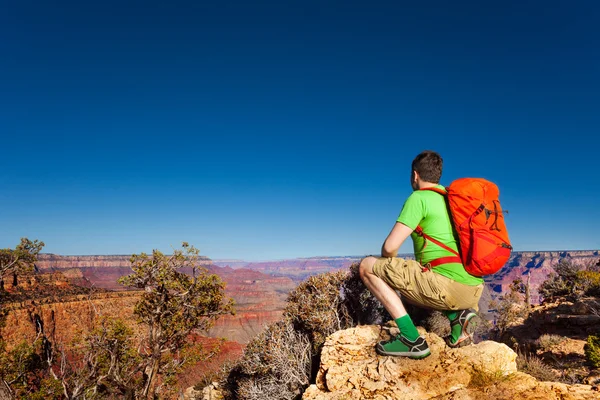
[381,222,413,257]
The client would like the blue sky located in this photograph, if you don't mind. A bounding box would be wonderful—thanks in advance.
[1,1,599,260]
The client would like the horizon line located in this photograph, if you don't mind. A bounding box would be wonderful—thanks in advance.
[37,249,600,262]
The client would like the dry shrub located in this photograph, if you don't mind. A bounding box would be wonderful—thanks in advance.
[538,259,600,301]
[535,334,566,352]
[557,369,586,385]
[284,265,388,349]
[284,270,352,349]
[490,290,529,335]
[223,320,310,399]
[238,321,311,386]
[423,311,450,338]
[516,352,557,382]
[220,264,386,399]
[236,376,297,400]
[193,359,237,392]
[468,367,513,389]
[339,263,389,326]
[472,314,493,342]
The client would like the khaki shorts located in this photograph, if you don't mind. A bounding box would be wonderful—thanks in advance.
[372,257,483,311]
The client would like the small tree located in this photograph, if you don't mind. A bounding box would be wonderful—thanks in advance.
[539,260,583,301]
[0,238,44,291]
[43,318,143,399]
[539,259,600,301]
[118,242,234,399]
[490,278,529,335]
[0,238,45,398]
[584,335,600,368]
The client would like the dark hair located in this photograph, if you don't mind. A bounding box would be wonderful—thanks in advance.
[411,150,443,183]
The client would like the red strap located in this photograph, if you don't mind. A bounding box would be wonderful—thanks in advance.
[419,186,447,196]
[415,187,461,269]
[415,226,460,257]
[428,256,462,267]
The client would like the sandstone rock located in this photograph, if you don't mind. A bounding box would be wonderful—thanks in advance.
[183,385,202,400]
[201,382,224,400]
[302,325,599,400]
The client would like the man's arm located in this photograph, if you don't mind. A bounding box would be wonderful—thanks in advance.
[381,222,413,257]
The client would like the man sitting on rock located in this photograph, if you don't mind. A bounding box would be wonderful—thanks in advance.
[359,150,484,359]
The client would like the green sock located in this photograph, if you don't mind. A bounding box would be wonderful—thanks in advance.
[443,310,461,342]
[395,315,420,341]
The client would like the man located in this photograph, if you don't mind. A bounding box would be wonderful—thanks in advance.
[359,150,484,359]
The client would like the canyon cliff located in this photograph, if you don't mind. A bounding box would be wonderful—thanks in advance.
[30,250,600,345]
[215,251,599,302]
[34,254,296,344]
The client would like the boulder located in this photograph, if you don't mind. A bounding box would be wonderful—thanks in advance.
[302,325,599,400]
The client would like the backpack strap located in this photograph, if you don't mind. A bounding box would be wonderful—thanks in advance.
[414,226,460,257]
[419,186,448,196]
[415,186,462,269]
[414,226,461,269]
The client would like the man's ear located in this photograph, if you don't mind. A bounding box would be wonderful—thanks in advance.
[413,170,419,183]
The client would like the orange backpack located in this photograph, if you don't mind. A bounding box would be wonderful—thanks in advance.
[416,178,512,277]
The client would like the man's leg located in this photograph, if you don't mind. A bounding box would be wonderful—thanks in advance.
[432,275,483,348]
[443,309,478,347]
[359,256,407,319]
[359,257,430,359]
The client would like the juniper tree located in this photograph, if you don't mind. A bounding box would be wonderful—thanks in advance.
[0,238,44,291]
[118,242,235,399]
[0,238,45,398]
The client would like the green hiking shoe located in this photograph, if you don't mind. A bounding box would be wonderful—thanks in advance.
[445,308,478,348]
[376,334,431,359]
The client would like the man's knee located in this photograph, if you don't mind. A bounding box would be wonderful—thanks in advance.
[359,256,377,280]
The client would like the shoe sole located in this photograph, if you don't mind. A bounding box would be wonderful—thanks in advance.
[446,312,479,348]
[375,345,431,359]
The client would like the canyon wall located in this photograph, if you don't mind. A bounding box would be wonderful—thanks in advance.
[25,250,600,348]
[486,250,600,303]
[219,251,600,303]
[33,254,296,344]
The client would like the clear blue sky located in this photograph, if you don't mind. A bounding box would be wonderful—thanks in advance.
[1,1,599,260]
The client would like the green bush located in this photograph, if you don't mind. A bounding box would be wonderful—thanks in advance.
[584,335,600,368]
[577,270,600,296]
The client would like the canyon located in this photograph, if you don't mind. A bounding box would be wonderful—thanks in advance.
[2,250,597,393]
[31,250,600,323]
[214,250,600,302]
[10,250,594,348]
[33,254,297,344]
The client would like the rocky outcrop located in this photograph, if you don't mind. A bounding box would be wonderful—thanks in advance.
[302,325,599,400]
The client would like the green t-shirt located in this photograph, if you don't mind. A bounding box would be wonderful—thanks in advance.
[397,185,484,286]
